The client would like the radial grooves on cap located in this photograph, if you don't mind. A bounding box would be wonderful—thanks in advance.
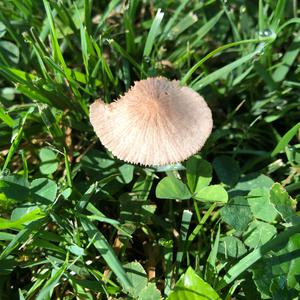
[90,77,213,166]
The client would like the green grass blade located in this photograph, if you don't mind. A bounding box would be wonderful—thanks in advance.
[79,215,132,290]
[175,210,193,275]
[84,0,92,34]
[64,148,73,188]
[38,104,64,138]
[272,122,300,156]
[278,17,300,32]
[0,65,37,85]
[159,239,173,296]
[272,32,300,82]
[143,9,164,58]
[181,34,275,85]
[0,106,14,127]
[258,0,266,32]
[95,0,120,34]
[75,182,100,212]
[205,224,221,284]
[109,39,145,75]
[36,253,69,300]
[18,289,25,300]
[271,0,286,31]
[254,61,278,90]
[0,218,47,259]
[0,208,45,230]
[191,10,224,47]
[161,0,189,40]
[168,12,198,40]
[2,107,34,171]
[43,0,67,68]
[188,203,216,244]
[222,0,241,41]
[191,50,260,91]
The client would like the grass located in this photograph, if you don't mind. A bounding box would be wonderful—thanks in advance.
[0,0,300,299]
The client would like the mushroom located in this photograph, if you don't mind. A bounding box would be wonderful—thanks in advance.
[90,77,213,166]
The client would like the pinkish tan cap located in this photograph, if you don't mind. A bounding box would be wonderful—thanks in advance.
[90,77,213,166]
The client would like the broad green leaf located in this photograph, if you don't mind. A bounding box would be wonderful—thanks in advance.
[195,185,228,203]
[117,164,134,184]
[218,236,247,259]
[252,233,300,298]
[0,206,45,230]
[31,178,57,205]
[121,262,147,298]
[217,223,300,290]
[0,174,29,202]
[270,183,298,224]
[81,149,115,178]
[139,283,161,300]
[10,205,39,222]
[252,258,274,298]
[285,233,300,290]
[230,173,274,197]
[156,176,191,200]
[155,163,185,172]
[0,41,20,65]
[220,196,252,231]
[186,156,212,192]
[270,277,297,299]
[243,220,277,249]
[67,245,85,257]
[213,155,240,186]
[247,188,278,222]
[167,267,221,300]
[39,148,59,175]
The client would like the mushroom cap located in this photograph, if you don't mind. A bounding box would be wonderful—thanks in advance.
[90,77,213,166]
